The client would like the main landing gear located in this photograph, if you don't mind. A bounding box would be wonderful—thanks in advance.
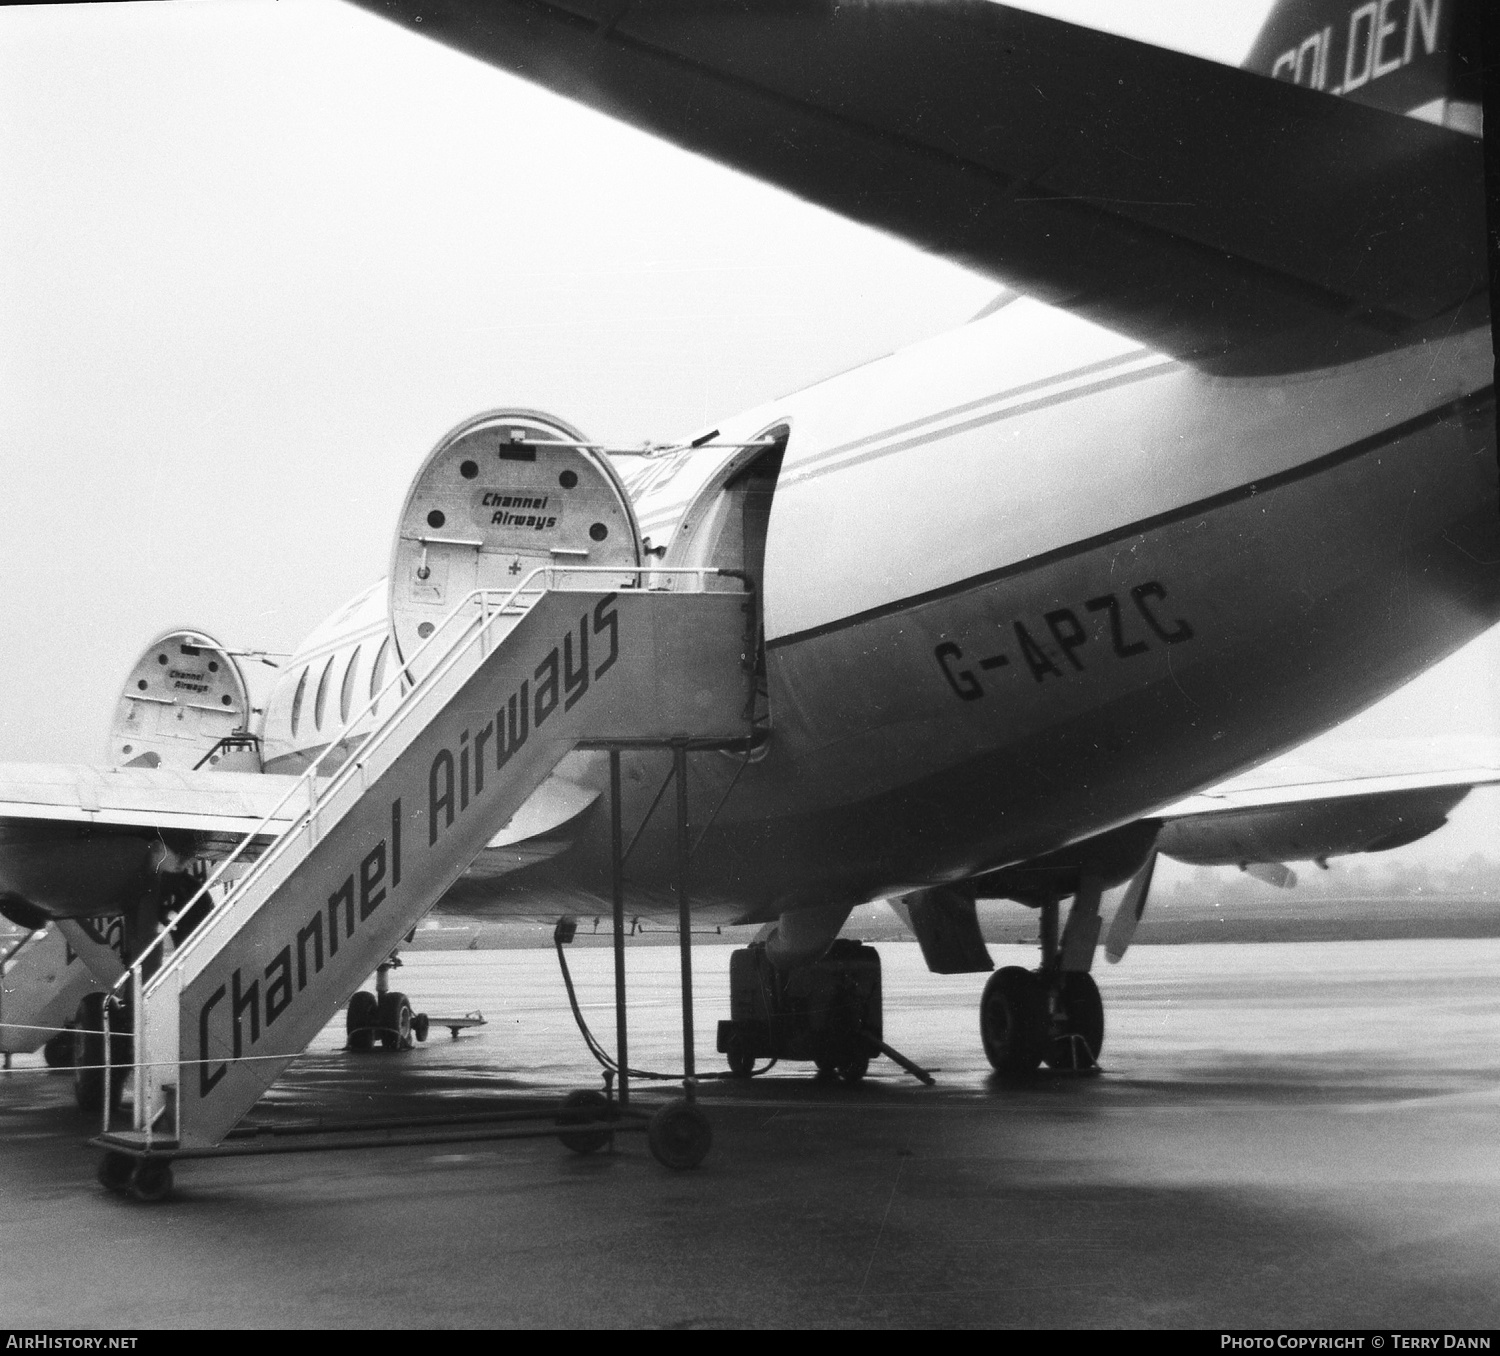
[980,887,1106,1079]
[346,955,430,1052]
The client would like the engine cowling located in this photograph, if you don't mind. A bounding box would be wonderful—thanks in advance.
[1156,785,1471,866]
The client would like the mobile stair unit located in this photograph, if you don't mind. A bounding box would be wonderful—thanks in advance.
[95,563,754,1183]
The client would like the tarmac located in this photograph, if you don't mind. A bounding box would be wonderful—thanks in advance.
[1,938,1496,1329]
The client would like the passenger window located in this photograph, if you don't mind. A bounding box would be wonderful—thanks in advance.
[340,645,361,726]
[289,667,309,738]
[313,654,336,731]
[369,637,390,702]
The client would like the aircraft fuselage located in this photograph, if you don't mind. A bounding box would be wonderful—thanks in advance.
[347,300,1498,926]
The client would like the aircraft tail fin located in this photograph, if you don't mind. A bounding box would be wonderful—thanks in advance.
[1244,0,1482,134]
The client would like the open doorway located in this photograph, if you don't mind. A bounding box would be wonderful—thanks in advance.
[668,425,787,736]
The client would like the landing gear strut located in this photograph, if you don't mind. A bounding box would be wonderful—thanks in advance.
[980,884,1106,1078]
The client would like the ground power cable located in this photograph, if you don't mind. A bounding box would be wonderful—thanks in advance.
[552,936,775,1082]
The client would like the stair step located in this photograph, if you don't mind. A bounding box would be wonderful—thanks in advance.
[127,583,751,1148]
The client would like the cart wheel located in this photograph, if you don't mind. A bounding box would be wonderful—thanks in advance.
[724,1033,755,1079]
[837,1056,870,1085]
[44,1030,75,1069]
[556,1089,612,1154]
[648,1099,712,1170]
[97,1150,135,1194]
[129,1159,174,1203]
[413,1013,430,1043]
[346,991,378,1052]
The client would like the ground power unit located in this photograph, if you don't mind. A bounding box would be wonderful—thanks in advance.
[716,939,882,1082]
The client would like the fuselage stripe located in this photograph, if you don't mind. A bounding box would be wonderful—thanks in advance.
[779,354,1175,488]
[766,386,1494,650]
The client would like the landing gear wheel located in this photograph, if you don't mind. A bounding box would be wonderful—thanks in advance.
[648,1098,712,1170]
[980,966,1047,1078]
[346,991,378,1052]
[412,1013,430,1044]
[72,993,128,1116]
[129,1159,174,1203]
[97,1151,135,1194]
[44,1029,75,1068]
[556,1089,613,1154]
[1044,971,1104,1070]
[378,991,414,1051]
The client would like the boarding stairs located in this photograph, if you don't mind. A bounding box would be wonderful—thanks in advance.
[112,568,754,1149]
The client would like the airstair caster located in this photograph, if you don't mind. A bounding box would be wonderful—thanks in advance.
[90,1072,659,1203]
[92,561,753,1190]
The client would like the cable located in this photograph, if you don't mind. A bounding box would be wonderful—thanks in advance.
[553,939,775,1082]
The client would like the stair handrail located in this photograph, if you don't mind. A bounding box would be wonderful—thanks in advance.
[114,565,732,999]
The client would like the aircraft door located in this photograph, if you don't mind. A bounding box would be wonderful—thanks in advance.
[389,409,641,675]
[108,631,257,771]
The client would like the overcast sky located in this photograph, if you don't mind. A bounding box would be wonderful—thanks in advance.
[1,0,1495,860]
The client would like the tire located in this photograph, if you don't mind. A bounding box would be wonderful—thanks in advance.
[378,991,414,1052]
[979,966,1047,1078]
[346,991,378,1052]
[1044,971,1105,1070]
[73,993,129,1117]
[412,1013,430,1044]
[724,1033,754,1079]
[129,1159,174,1203]
[648,1098,712,1170]
[556,1089,613,1154]
[44,1029,75,1069]
[836,1055,869,1085]
[97,1151,135,1194]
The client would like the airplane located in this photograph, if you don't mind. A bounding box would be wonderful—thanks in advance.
[0,0,1493,1146]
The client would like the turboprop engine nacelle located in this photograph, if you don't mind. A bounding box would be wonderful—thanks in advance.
[108,630,260,772]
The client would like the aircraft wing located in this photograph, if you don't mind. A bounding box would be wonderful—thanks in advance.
[347,0,1487,374]
[0,761,600,924]
[1096,739,1500,959]
[1159,737,1500,817]
[0,763,297,838]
